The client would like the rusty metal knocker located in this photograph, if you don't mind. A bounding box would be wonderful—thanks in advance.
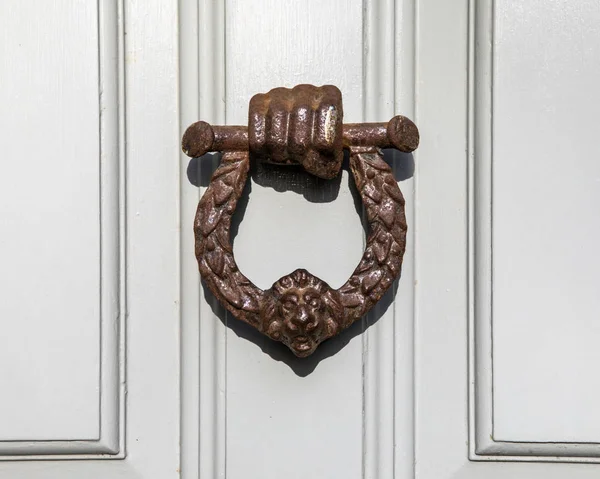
[182,84,419,357]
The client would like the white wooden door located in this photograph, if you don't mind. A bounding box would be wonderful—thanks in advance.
[1,0,599,478]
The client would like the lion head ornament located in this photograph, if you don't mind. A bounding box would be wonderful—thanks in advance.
[260,269,344,357]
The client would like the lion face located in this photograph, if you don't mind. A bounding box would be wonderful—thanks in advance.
[261,269,343,357]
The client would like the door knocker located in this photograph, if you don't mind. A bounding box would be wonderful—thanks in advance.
[182,84,419,357]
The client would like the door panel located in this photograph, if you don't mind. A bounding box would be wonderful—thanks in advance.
[417,0,600,476]
[490,0,600,446]
[0,0,179,476]
[0,0,119,457]
[472,0,600,460]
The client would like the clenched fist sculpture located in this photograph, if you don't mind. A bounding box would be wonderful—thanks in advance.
[248,84,344,179]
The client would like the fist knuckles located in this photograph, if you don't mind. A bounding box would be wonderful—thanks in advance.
[248,84,344,179]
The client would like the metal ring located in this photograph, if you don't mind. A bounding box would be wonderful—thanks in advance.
[194,146,407,357]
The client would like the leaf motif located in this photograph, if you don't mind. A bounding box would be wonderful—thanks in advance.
[240,293,260,313]
[362,153,391,171]
[364,203,380,223]
[379,274,393,290]
[215,277,243,308]
[197,197,223,236]
[388,256,401,275]
[375,227,389,243]
[372,237,391,264]
[383,182,405,204]
[391,240,404,254]
[354,254,373,274]
[378,198,396,228]
[212,161,243,180]
[340,293,364,307]
[213,182,234,206]
[205,248,225,277]
[362,269,383,293]
[390,223,407,243]
[349,155,367,183]
[363,183,382,203]
[214,225,233,253]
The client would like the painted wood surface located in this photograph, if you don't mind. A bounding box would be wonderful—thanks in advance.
[0,0,180,476]
[0,0,118,456]
[417,0,600,476]
[1,0,600,477]
[472,0,600,462]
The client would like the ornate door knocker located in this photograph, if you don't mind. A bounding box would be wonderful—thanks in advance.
[182,84,419,357]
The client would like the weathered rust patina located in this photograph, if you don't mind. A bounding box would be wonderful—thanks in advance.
[182,84,419,357]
